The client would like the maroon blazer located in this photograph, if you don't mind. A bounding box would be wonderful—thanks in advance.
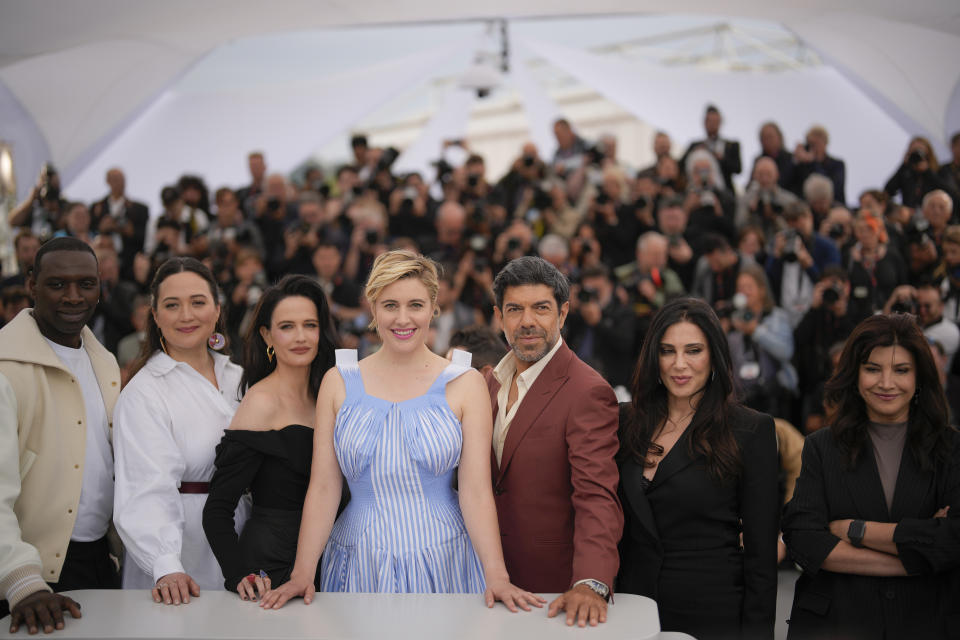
[486,341,623,592]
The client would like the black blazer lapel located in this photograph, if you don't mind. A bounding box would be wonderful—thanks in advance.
[889,449,933,521]
[649,426,697,491]
[620,458,661,547]
[843,450,891,521]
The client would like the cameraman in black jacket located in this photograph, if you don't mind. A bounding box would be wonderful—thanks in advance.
[564,264,636,389]
[794,266,857,431]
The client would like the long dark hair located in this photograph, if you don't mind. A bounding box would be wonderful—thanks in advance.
[129,257,228,378]
[238,274,338,400]
[621,297,740,481]
[825,314,952,470]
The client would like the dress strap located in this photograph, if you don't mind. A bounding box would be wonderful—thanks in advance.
[449,349,472,369]
[335,349,362,397]
[431,349,474,393]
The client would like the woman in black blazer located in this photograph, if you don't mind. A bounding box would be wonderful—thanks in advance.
[618,297,779,639]
[782,314,960,639]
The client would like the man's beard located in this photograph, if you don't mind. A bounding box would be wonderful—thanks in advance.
[510,328,552,363]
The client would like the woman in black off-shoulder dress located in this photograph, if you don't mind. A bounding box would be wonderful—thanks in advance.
[203,275,340,600]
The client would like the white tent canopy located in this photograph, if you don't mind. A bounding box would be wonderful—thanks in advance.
[1,1,958,208]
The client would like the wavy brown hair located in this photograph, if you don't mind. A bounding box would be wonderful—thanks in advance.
[825,313,952,470]
[620,297,740,482]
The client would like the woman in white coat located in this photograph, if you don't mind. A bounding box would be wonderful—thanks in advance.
[114,257,247,605]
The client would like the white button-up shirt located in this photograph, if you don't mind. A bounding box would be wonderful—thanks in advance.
[113,351,247,588]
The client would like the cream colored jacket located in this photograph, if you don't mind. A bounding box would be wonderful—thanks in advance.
[0,309,120,607]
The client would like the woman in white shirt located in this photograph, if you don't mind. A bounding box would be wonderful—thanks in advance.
[114,257,247,605]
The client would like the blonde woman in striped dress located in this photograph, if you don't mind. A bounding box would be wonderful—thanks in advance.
[261,250,543,612]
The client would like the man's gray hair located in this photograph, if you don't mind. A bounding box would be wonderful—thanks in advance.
[493,256,570,309]
[803,174,834,204]
[922,189,953,211]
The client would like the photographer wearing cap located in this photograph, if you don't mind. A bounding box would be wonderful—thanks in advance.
[794,266,857,426]
[884,137,950,209]
[766,202,841,327]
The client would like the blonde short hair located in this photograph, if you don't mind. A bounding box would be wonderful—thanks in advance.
[364,249,441,328]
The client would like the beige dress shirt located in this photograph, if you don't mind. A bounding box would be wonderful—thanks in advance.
[491,337,563,465]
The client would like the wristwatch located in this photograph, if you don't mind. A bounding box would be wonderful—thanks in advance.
[847,519,866,548]
[573,578,610,601]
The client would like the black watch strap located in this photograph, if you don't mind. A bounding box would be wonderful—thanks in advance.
[847,519,866,548]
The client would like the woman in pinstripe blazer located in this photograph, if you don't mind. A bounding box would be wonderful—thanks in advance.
[783,314,960,639]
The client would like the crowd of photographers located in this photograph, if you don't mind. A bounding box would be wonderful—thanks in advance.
[4,106,960,429]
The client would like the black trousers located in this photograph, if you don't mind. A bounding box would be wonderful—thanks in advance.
[0,536,118,619]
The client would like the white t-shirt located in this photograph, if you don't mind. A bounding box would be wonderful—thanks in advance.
[44,337,114,542]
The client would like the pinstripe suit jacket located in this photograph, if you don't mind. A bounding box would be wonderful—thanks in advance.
[782,426,960,640]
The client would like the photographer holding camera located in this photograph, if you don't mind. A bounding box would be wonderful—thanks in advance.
[726,263,797,417]
[765,202,841,327]
[792,125,846,205]
[737,157,799,237]
[818,205,855,263]
[8,163,68,239]
[90,168,149,278]
[847,210,908,320]
[884,283,960,369]
[680,104,742,192]
[884,137,950,209]
[938,225,960,323]
[565,264,636,389]
[387,172,432,240]
[682,149,736,243]
[585,167,635,267]
[793,266,857,424]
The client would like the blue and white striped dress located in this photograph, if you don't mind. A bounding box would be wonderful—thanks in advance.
[319,349,485,593]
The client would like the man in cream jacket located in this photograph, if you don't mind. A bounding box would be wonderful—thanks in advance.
[0,237,121,634]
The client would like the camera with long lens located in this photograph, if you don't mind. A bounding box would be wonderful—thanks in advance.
[247,271,268,306]
[532,187,553,211]
[731,292,755,323]
[39,163,59,201]
[822,284,842,305]
[594,188,610,206]
[578,287,599,304]
[782,230,799,263]
[376,147,400,173]
[828,224,846,240]
[890,296,917,315]
[585,143,605,167]
[522,154,536,168]
[908,149,926,168]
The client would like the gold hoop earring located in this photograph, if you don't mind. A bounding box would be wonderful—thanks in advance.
[159,331,169,356]
[266,345,275,362]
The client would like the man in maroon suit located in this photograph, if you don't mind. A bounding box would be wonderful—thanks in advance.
[488,256,623,627]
